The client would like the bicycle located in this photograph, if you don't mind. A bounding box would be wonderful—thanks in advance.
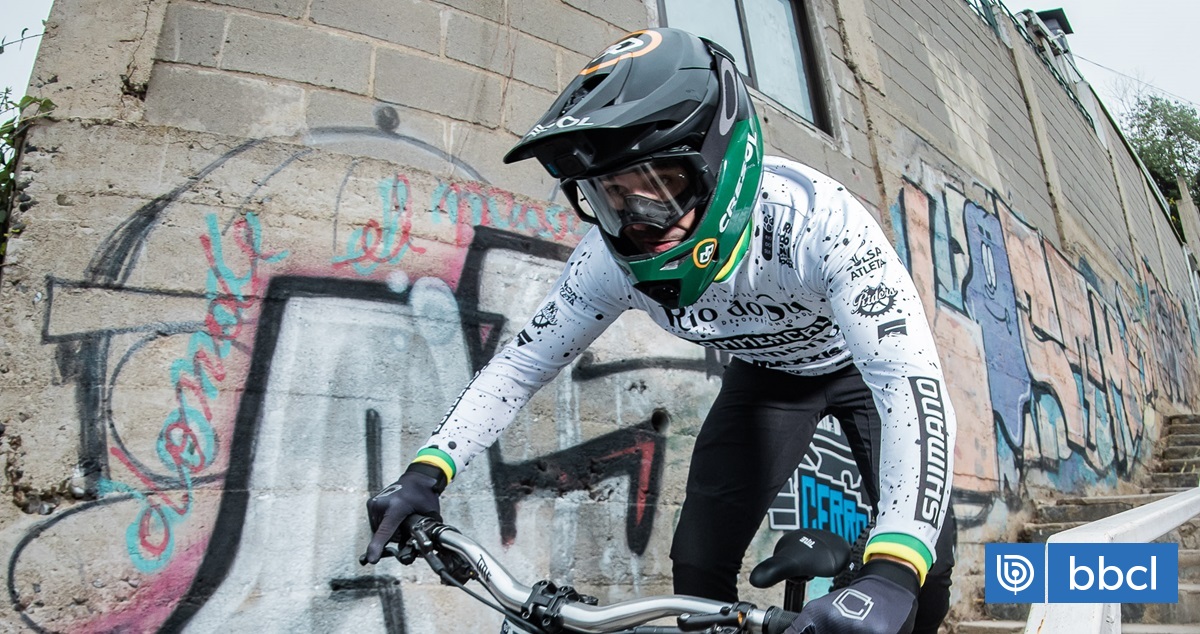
[361,514,852,634]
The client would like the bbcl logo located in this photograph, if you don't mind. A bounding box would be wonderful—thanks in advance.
[986,543,1179,604]
[986,544,1044,603]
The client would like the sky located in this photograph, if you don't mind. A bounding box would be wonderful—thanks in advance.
[0,0,53,104]
[1,0,1198,118]
[1032,0,1200,116]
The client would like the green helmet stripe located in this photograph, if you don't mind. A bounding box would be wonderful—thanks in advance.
[619,116,762,304]
[714,218,753,283]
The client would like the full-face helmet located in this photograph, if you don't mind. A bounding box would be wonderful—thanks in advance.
[504,28,763,308]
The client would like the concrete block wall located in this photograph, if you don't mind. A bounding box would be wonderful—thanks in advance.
[1,0,1197,630]
[1107,102,1171,279]
[853,0,1200,619]
[1026,49,1133,273]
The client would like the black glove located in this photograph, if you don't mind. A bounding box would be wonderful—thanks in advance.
[363,462,446,564]
[784,559,919,634]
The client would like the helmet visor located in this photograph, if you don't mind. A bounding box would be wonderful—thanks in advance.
[566,153,713,239]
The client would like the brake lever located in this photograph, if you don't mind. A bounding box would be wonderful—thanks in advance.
[395,543,418,565]
[401,520,454,578]
[358,515,439,566]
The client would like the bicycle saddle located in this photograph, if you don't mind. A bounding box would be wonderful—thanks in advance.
[749,528,852,588]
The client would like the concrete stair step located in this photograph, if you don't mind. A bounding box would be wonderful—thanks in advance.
[1183,550,1200,582]
[1167,435,1200,448]
[955,622,1200,633]
[1127,583,1200,623]
[975,583,1200,627]
[1165,446,1200,460]
[1020,521,1082,542]
[984,602,1032,619]
[981,602,1029,622]
[1162,458,1200,473]
[1168,424,1200,436]
[1022,520,1200,548]
[1155,472,1200,488]
[1037,493,1177,523]
[955,620,1026,634]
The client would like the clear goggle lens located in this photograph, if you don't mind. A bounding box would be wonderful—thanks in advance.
[566,154,712,238]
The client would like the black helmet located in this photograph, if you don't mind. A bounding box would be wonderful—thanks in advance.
[504,28,764,308]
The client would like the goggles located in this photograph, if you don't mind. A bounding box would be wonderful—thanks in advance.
[563,153,715,240]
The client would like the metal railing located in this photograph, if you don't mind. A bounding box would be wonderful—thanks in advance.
[961,0,1000,35]
[960,0,1095,129]
[1024,485,1200,634]
[995,3,1096,129]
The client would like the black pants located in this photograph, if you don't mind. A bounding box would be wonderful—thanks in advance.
[669,359,956,634]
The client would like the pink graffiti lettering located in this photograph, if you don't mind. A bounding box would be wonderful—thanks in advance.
[433,180,586,245]
[113,214,284,572]
[335,173,426,273]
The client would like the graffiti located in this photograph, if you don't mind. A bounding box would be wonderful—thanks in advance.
[1145,265,1199,404]
[161,277,478,631]
[156,266,671,630]
[7,105,1200,631]
[334,172,425,274]
[103,213,286,573]
[962,199,1029,453]
[454,227,670,555]
[306,104,487,184]
[9,139,682,632]
[488,421,667,555]
[768,417,871,545]
[432,180,586,247]
[891,166,1198,526]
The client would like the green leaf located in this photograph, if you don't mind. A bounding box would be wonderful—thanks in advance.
[1,91,57,242]
[1124,94,1200,207]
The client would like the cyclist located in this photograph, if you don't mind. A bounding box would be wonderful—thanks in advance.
[365,27,957,634]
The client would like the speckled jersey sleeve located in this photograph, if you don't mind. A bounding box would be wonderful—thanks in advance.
[413,229,630,479]
[412,156,955,585]
[797,174,957,584]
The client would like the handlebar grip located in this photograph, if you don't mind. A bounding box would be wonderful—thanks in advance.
[677,611,736,630]
[762,606,801,634]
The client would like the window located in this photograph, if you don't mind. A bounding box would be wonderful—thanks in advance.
[660,0,828,131]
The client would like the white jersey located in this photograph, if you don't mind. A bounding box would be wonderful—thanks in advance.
[419,157,955,574]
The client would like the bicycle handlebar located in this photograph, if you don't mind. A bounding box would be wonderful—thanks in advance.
[394,515,800,634]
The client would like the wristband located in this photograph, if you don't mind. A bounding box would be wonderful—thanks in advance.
[411,447,456,485]
[863,532,933,586]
